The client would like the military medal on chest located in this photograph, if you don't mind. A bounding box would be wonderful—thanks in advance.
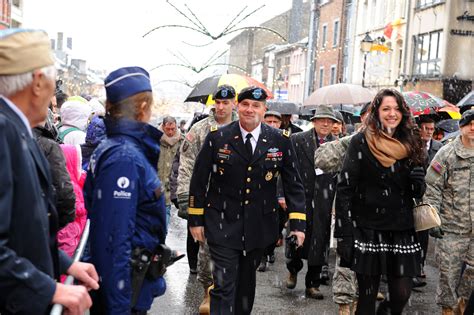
[265,171,273,181]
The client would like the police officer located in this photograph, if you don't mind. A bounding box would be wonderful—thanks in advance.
[188,86,306,314]
[84,67,167,314]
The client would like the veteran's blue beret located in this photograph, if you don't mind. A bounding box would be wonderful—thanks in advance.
[238,86,268,103]
[213,84,236,100]
[104,66,152,103]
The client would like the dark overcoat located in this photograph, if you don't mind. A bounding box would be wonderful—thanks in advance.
[0,98,72,314]
[291,129,337,265]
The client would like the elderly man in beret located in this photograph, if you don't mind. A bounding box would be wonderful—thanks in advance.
[0,29,99,315]
[424,109,474,315]
[188,86,306,314]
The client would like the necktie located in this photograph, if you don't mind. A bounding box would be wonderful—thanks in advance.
[245,133,253,159]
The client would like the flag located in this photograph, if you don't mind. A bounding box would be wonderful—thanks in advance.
[383,22,393,39]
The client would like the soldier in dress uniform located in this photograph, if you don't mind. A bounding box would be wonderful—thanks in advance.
[188,86,306,314]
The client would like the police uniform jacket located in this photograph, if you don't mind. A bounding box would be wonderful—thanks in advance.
[0,98,73,314]
[84,118,167,314]
[188,121,306,251]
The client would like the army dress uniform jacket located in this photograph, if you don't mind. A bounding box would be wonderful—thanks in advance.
[188,121,306,251]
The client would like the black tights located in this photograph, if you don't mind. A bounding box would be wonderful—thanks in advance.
[355,273,413,315]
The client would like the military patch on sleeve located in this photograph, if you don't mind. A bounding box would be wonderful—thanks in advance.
[185,132,194,142]
[210,125,218,132]
[431,160,443,174]
[282,130,290,138]
[182,140,190,153]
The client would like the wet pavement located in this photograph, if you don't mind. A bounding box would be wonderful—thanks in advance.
[152,210,440,314]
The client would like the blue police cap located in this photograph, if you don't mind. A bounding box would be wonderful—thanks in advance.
[212,84,236,100]
[238,86,268,103]
[104,66,152,103]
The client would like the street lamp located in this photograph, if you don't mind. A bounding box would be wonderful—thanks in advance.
[360,32,374,88]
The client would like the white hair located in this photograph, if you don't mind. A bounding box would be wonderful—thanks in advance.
[0,65,56,97]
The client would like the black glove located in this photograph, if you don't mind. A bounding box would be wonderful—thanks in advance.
[336,237,353,268]
[177,194,189,220]
[409,166,425,183]
[429,226,444,239]
[171,198,179,209]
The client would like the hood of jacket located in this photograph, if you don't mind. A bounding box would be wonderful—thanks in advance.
[104,117,163,167]
[60,100,92,131]
[85,116,106,146]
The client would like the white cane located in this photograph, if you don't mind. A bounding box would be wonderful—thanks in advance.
[50,219,91,315]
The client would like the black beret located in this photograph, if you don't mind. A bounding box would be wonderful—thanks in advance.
[212,84,236,100]
[238,86,268,102]
[459,109,474,127]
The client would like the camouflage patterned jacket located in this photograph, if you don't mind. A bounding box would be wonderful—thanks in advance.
[314,134,354,173]
[176,110,238,199]
[424,135,474,235]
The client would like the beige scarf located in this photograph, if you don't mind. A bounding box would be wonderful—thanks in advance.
[365,128,408,167]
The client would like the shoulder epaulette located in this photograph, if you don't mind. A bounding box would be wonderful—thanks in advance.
[282,130,290,138]
[210,125,218,132]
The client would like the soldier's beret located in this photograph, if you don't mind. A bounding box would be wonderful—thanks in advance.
[105,66,152,104]
[238,86,268,103]
[459,109,474,127]
[212,85,236,100]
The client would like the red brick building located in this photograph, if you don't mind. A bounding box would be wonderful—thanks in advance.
[314,0,347,89]
[0,0,11,30]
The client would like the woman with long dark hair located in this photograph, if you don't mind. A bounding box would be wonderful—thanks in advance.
[335,89,426,314]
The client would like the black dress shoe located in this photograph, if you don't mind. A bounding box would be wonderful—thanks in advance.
[257,261,267,272]
[412,277,427,288]
[268,253,276,264]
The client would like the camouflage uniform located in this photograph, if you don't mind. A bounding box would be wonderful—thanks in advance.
[314,134,358,305]
[177,109,237,288]
[424,135,474,309]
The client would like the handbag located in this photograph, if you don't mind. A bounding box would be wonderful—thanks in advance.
[413,200,441,232]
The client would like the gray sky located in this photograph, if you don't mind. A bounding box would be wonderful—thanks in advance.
[23,0,292,93]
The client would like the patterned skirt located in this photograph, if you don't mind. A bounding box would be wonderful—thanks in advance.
[352,227,422,277]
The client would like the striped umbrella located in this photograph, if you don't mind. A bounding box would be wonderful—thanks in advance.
[184,74,272,105]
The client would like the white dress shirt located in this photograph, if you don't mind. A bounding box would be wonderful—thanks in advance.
[239,123,261,153]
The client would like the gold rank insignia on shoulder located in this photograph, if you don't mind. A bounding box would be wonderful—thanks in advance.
[265,171,273,181]
[282,130,290,138]
[210,125,218,132]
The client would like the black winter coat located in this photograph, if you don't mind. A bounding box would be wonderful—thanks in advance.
[290,129,337,265]
[335,133,426,238]
[34,127,76,228]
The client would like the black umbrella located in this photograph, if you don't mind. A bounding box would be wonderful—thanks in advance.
[457,91,474,108]
[266,100,300,115]
[436,119,459,133]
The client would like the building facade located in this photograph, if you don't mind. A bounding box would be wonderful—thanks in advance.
[350,0,410,90]
[10,0,22,27]
[0,0,10,30]
[404,0,473,103]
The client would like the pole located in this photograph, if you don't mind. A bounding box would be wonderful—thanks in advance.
[362,52,368,88]
[304,0,319,99]
[50,220,91,315]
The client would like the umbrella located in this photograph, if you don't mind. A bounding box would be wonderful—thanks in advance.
[457,91,474,108]
[184,74,272,105]
[436,119,459,133]
[266,100,299,115]
[303,83,375,108]
[402,91,444,116]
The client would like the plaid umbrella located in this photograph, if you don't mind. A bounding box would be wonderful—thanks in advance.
[402,91,444,116]
[184,74,272,105]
